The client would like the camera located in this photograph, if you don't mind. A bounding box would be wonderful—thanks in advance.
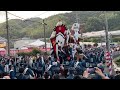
[88,68,96,74]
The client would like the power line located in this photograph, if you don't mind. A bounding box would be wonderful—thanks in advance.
[33,11,50,17]
[7,11,49,28]
[7,12,25,20]
[7,11,50,20]
[6,11,50,40]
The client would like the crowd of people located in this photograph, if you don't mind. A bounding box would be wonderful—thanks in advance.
[0,45,120,79]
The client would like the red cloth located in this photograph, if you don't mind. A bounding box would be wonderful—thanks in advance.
[54,25,67,35]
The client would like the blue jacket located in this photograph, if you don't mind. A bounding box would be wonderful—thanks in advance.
[0,64,4,72]
[10,70,16,79]
[66,74,74,79]
[69,60,74,67]
[24,68,34,78]
[17,74,27,79]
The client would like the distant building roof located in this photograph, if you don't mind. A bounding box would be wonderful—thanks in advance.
[14,39,36,49]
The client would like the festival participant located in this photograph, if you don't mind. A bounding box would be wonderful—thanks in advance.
[23,64,35,79]
[4,62,9,73]
[74,49,86,71]
[95,67,109,79]
[17,68,27,79]
[52,74,60,79]
[2,72,10,79]
[0,72,3,79]
[0,61,4,73]
[59,65,66,79]
[66,67,74,79]
[43,71,50,79]
[9,65,16,79]
[44,59,52,78]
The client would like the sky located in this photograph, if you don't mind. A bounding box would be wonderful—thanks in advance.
[0,11,72,23]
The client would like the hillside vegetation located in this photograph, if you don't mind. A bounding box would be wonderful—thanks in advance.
[0,11,120,40]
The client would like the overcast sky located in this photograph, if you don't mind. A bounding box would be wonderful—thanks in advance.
[0,11,72,23]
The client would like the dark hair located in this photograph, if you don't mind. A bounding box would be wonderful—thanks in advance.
[76,48,83,54]
[73,75,82,79]
[44,72,50,79]
[0,72,3,78]
[24,64,28,68]
[109,75,115,79]
[16,63,19,67]
[9,65,14,70]
[45,60,49,64]
[54,68,60,74]
[68,67,74,74]
[53,74,60,79]
[3,72,9,76]
[116,71,120,74]
[114,74,120,79]
[48,56,51,60]
[64,68,68,78]
[19,68,25,73]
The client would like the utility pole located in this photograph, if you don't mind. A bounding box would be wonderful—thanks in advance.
[100,35,102,46]
[42,19,47,53]
[104,11,115,75]
[6,11,10,56]
[104,11,110,52]
[109,33,112,44]
[75,11,79,23]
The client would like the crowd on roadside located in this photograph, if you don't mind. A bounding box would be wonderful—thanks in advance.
[0,45,120,79]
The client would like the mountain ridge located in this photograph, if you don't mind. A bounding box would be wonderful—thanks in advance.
[0,11,120,40]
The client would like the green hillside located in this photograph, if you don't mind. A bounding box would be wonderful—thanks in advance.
[0,11,120,40]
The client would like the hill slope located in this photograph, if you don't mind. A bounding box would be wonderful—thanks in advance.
[0,11,120,40]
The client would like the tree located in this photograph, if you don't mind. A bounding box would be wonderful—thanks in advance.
[85,17,105,32]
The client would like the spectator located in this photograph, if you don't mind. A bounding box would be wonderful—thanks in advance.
[73,75,82,79]
[9,65,16,79]
[23,64,35,79]
[4,63,9,73]
[66,67,74,79]
[95,67,109,79]
[114,74,120,79]
[17,68,26,79]
[52,74,60,79]
[43,72,50,79]
[0,72,3,79]
[2,72,10,79]
[82,68,90,79]
[59,65,65,79]
[0,62,4,73]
